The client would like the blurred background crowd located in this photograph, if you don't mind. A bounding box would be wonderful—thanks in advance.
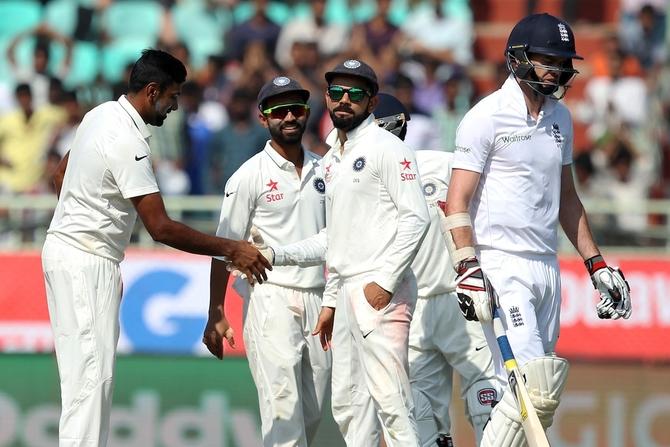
[0,0,668,247]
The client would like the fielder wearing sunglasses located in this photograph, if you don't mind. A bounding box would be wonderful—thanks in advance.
[262,102,310,120]
[327,85,371,102]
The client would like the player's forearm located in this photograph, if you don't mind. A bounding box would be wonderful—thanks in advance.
[152,220,238,257]
[53,151,69,198]
[559,199,600,260]
[274,228,327,266]
[209,258,231,313]
[375,205,430,293]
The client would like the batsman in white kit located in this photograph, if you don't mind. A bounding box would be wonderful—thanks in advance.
[202,76,331,447]
[374,94,498,447]
[442,14,633,446]
[41,49,270,447]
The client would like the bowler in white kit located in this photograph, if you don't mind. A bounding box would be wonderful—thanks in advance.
[42,49,269,447]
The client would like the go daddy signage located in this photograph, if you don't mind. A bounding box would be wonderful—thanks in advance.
[0,251,668,361]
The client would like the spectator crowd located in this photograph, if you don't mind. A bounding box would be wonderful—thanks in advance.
[0,0,668,246]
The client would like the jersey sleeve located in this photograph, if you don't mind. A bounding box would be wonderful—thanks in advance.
[215,169,256,242]
[372,140,430,293]
[105,133,159,199]
[562,111,574,166]
[452,108,495,173]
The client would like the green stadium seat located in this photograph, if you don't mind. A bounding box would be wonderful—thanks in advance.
[102,1,162,40]
[101,38,153,82]
[187,38,224,70]
[0,0,42,38]
[171,1,229,43]
[44,0,78,37]
[64,42,100,88]
[232,1,292,25]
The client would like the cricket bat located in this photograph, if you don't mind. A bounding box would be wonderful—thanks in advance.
[492,307,550,447]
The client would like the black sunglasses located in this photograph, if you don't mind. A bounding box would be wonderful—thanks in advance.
[327,86,370,102]
[262,103,310,120]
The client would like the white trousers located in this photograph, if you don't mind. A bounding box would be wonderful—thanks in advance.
[42,236,123,447]
[479,250,561,385]
[331,273,419,447]
[243,282,332,447]
[409,291,498,445]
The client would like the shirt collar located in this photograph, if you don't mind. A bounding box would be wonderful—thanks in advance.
[119,95,152,140]
[501,75,557,119]
[263,140,315,172]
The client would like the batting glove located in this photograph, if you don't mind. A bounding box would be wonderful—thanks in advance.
[585,255,632,320]
[455,257,496,322]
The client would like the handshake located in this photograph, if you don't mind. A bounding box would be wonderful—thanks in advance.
[228,227,275,283]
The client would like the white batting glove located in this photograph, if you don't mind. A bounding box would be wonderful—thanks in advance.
[454,258,496,322]
[585,255,632,320]
[228,227,274,283]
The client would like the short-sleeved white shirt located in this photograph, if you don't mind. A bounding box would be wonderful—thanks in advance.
[215,142,327,289]
[453,76,573,255]
[322,115,430,295]
[413,150,456,297]
[47,96,159,262]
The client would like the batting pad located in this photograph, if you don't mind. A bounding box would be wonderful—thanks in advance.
[480,355,569,447]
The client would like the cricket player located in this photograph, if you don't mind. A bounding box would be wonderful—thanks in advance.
[42,49,270,447]
[242,60,430,446]
[202,76,331,447]
[374,93,498,447]
[442,14,632,446]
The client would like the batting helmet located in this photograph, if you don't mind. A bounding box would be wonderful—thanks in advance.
[505,13,582,99]
[374,93,411,141]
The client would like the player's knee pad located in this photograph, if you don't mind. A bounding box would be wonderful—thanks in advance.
[464,379,498,444]
[521,354,569,428]
[412,387,438,447]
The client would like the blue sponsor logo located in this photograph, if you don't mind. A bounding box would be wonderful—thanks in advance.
[121,270,205,354]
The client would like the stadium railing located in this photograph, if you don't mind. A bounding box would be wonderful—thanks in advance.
[1,194,669,252]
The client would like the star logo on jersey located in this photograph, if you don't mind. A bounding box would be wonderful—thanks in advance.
[400,158,412,170]
[324,164,333,182]
[266,179,279,192]
[399,158,417,181]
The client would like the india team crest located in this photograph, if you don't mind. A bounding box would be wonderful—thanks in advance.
[344,59,361,69]
[353,156,366,172]
[423,182,437,197]
[272,76,290,86]
[313,177,325,194]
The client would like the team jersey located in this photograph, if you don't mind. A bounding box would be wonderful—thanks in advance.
[47,96,159,262]
[413,150,456,297]
[321,115,430,305]
[216,142,327,289]
[453,76,573,255]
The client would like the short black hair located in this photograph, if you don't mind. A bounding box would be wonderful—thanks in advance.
[127,49,187,94]
[15,83,31,96]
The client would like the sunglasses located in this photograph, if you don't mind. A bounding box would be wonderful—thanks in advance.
[327,86,370,102]
[262,103,310,120]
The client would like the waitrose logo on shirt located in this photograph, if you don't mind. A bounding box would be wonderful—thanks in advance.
[499,134,532,144]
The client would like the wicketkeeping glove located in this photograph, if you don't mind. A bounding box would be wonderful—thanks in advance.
[455,258,496,322]
[585,255,632,320]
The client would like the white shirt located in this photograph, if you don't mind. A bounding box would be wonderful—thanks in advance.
[215,142,327,289]
[321,115,430,305]
[47,96,159,262]
[413,150,456,297]
[453,76,573,255]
